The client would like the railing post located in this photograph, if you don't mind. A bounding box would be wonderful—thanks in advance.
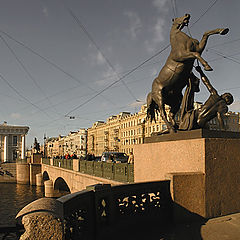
[86,183,115,238]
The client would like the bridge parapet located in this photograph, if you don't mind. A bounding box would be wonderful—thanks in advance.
[16,180,173,240]
[42,158,134,183]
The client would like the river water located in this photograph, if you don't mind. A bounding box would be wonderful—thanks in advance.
[0,183,44,227]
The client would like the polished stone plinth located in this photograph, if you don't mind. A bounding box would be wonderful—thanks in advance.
[134,129,240,218]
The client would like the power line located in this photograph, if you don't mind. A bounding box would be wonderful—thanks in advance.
[190,0,220,27]
[0,72,53,118]
[64,5,139,102]
[171,0,177,18]
[65,44,170,116]
[207,37,240,50]
[208,51,240,63]
[208,49,240,65]
[0,34,60,116]
[64,0,221,116]
[0,29,115,107]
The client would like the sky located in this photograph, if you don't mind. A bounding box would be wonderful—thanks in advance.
[0,0,239,147]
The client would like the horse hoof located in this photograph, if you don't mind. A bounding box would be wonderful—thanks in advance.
[220,28,229,35]
[204,66,213,71]
[169,129,176,134]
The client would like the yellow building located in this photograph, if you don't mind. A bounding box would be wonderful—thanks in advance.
[87,105,168,156]
[45,129,87,158]
[63,129,87,158]
[87,104,240,157]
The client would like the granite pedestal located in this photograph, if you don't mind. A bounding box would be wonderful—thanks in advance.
[133,129,240,218]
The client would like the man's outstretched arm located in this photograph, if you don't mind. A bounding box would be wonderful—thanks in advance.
[195,66,218,95]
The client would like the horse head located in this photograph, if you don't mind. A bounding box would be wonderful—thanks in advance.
[172,14,190,31]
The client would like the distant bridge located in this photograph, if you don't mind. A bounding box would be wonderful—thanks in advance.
[16,157,134,197]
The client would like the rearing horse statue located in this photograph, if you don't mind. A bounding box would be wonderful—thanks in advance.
[147,13,229,133]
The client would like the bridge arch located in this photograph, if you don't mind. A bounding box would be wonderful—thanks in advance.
[54,177,71,196]
[42,171,50,181]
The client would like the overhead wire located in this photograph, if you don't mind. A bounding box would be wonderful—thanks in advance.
[64,0,221,116]
[0,0,224,129]
[207,37,240,50]
[0,72,53,118]
[65,44,170,116]
[207,48,240,65]
[0,29,116,107]
[64,5,139,102]
[0,34,60,116]
[208,51,240,62]
[189,0,220,28]
[171,0,177,18]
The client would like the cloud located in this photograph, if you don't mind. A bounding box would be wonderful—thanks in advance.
[145,17,166,53]
[94,63,123,86]
[95,52,106,65]
[152,0,169,12]
[42,7,49,17]
[129,99,145,108]
[10,113,21,119]
[124,11,142,39]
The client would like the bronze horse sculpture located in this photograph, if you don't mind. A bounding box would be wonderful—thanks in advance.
[147,14,229,133]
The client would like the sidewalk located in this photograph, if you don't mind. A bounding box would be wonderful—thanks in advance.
[201,212,240,240]
[168,212,240,240]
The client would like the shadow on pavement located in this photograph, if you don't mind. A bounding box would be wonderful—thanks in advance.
[100,203,207,240]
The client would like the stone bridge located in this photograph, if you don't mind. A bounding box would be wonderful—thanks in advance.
[41,161,124,197]
[16,156,133,197]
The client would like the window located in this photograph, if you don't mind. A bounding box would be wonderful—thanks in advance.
[13,136,17,146]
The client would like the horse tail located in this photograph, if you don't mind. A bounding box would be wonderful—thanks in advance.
[146,92,158,122]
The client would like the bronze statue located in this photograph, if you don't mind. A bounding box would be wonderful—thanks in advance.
[33,137,40,153]
[147,13,229,133]
[179,66,233,131]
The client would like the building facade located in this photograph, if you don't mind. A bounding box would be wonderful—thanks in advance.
[63,129,87,158]
[0,122,29,162]
[87,105,169,156]
[45,129,87,158]
[87,104,240,157]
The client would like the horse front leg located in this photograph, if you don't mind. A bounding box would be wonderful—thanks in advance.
[175,51,213,71]
[198,28,229,53]
[152,90,176,134]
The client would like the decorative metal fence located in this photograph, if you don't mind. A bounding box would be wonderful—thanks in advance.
[53,158,73,170]
[17,180,173,240]
[0,225,24,240]
[78,160,134,183]
[58,180,173,239]
[42,158,50,165]
[41,158,134,183]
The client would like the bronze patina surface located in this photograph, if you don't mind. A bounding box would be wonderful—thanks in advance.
[147,14,229,134]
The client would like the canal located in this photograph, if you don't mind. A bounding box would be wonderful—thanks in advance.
[0,183,44,227]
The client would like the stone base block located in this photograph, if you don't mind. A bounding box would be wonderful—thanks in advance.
[134,130,240,218]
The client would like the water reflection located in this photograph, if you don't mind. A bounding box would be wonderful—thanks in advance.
[0,183,44,226]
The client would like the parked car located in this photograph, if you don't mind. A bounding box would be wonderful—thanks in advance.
[101,152,128,163]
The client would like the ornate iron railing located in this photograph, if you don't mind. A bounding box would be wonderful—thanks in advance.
[52,158,73,170]
[42,157,50,165]
[42,158,134,183]
[79,161,134,183]
[16,180,173,240]
[0,225,24,240]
